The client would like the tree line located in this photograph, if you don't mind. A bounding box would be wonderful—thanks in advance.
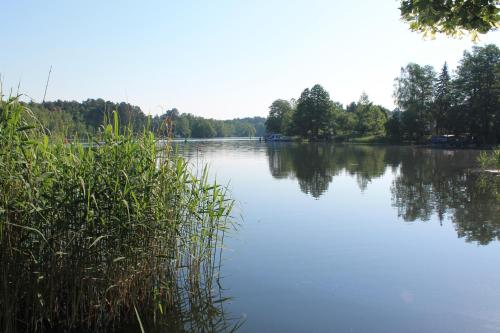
[155,108,265,138]
[391,44,499,143]
[266,88,389,140]
[265,44,500,144]
[28,99,266,139]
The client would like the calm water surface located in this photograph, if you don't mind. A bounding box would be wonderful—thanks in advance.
[176,140,500,333]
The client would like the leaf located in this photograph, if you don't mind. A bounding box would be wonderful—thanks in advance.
[134,304,145,333]
[89,235,109,249]
[16,125,35,132]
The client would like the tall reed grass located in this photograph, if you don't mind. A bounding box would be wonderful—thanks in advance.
[0,95,236,332]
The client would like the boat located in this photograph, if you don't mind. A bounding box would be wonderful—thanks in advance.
[264,133,291,142]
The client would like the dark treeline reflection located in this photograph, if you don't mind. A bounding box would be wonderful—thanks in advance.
[266,143,500,244]
[392,148,500,245]
[266,144,392,197]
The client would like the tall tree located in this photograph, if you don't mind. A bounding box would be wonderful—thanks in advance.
[394,63,436,141]
[354,93,387,136]
[293,84,333,139]
[386,110,402,140]
[433,62,452,134]
[265,99,294,134]
[453,44,500,143]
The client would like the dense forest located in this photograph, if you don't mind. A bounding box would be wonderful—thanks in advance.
[28,100,265,139]
[266,44,500,144]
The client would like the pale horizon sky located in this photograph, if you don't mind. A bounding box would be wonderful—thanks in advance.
[1,0,499,119]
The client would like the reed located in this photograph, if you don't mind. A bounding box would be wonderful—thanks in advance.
[0,95,236,332]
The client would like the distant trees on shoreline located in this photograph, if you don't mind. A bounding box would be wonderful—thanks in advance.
[154,108,264,138]
[265,86,388,140]
[265,44,500,144]
[27,100,266,139]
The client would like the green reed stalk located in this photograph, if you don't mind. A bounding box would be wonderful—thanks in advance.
[0,95,236,332]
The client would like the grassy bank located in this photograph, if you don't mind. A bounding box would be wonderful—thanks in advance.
[0,96,235,332]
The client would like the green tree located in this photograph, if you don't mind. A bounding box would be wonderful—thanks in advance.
[331,103,356,137]
[175,115,191,138]
[433,62,452,134]
[265,99,294,134]
[191,119,216,138]
[394,63,436,141]
[165,108,180,119]
[399,0,500,38]
[354,93,387,136]
[386,110,402,140]
[293,84,333,139]
[346,101,357,113]
[453,44,500,143]
[234,122,256,137]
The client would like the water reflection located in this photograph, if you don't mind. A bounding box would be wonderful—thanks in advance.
[391,148,500,245]
[266,143,390,197]
[266,143,500,244]
[122,256,241,333]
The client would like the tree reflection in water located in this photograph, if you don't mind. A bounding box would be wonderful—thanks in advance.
[266,143,388,198]
[266,144,500,244]
[392,148,500,245]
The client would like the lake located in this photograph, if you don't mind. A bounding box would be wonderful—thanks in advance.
[175,140,500,333]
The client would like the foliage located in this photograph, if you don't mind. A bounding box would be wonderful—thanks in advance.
[34,99,148,137]
[433,62,452,134]
[452,44,500,143]
[265,99,294,134]
[394,63,436,141]
[479,149,500,170]
[354,93,387,136]
[331,102,356,136]
[25,100,265,139]
[263,45,498,144]
[399,0,500,38]
[385,111,402,140]
[392,44,500,143]
[265,89,389,140]
[293,85,334,139]
[0,96,236,332]
[191,117,217,138]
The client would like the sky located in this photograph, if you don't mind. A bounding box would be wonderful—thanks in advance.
[1,0,499,119]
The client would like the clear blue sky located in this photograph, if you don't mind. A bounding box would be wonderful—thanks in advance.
[1,0,498,119]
